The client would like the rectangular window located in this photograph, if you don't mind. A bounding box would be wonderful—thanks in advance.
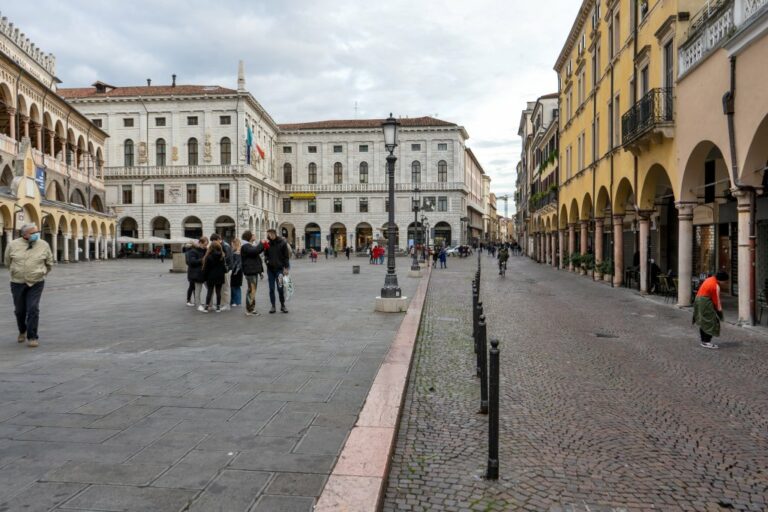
[187,116,198,126]
[122,185,133,204]
[359,198,368,213]
[359,144,368,152]
[613,94,621,147]
[423,196,436,211]
[308,145,317,153]
[613,12,621,57]
[155,117,166,127]
[283,146,292,154]
[219,115,231,125]
[438,196,448,212]
[333,145,343,153]
[123,118,134,128]
[411,143,421,151]
[154,184,165,204]
[663,40,674,89]
[219,183,230,203]
[640,65,649,96]
[438,143,448,151]
[187,184,197,204]
[308,199,317,213]
[92,119,102,128]
[333,198,343,213]
[283,198,291,213]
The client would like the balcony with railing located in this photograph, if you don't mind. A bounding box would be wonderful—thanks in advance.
[621,88,674,152]
[679,0,768,77]
[528,189,558,214]
[104,164,249,179]
[0,133,18,156]
[282,181,466,194]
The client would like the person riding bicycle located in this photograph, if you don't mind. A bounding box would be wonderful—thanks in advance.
[498,247,509,275]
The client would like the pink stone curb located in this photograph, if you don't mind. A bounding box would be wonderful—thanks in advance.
[314,266,432,512]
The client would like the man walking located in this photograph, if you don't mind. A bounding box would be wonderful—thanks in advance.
[264,228,290,314]
[241,230,265,316]
[4,223,53,348]
[210,233,234,311]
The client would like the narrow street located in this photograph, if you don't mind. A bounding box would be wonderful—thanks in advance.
[384,255,768,511]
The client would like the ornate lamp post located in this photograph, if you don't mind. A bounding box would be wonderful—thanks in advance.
[411,186,421,271]
[380,114,402,299]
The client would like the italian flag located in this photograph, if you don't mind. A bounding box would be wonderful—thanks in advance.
[256,144,266,159]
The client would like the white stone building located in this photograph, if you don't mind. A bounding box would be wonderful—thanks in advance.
[59,65,282,247]
[275,117,478,252]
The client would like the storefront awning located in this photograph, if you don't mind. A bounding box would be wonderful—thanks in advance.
[290,193,317,200]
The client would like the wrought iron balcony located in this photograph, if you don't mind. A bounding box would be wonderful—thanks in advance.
[621,88,674,149]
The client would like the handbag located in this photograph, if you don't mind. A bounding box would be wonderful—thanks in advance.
[283,274,294,302]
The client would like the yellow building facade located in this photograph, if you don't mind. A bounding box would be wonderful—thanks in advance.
[0,16,114,263]
[552,0,701,290]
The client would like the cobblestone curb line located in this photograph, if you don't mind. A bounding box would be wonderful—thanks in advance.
[314,266,432,512]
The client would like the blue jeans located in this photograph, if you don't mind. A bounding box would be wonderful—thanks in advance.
[230,286,242,306]
[11,281,45,340]
[267,269,285,307]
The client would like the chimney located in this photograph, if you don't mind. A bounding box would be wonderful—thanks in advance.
[172,74,176,87]
[147,78,151,86]
[237,60,245,91]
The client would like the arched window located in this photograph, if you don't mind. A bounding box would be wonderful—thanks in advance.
[124,139,134,167]
[220,137,231,165]
[411,161,421,183]
[188,137,198,166]
[334,162,343,184]
[156,138,166,166]
[283,163,292,184]
[308,163,317,184]
[438,160,448,182]
[359,162,368,184]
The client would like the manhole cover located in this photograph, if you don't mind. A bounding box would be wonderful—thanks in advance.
[595,332,620,339]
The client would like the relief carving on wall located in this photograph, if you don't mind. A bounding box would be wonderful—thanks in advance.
[203,133,212,163]
[168,185,182,204]
[172,146,179,162]
[138,142,148,164]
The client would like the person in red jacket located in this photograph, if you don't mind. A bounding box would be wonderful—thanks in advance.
[693,271,728,349]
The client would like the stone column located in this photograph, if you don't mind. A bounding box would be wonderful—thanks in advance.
[595,219,604,266]
[51,234,58,263]
[21,115,30,139]
[543,233,549,264]
[95,237,101,260]
[84,237,90,261]
[62,235,70,263]
[559,229,565,270]
[676,204,693,306]
[73,238,80,262]
[735,190,754,324]
[613,215,624,287]
[103,238,108,259]
[551,232,556,267]
[568,224,576,271]
[580,221,588,259]
[49,133,56,157]
[34,124,42,151]
[639,215,650,293]
[6,108,15,140]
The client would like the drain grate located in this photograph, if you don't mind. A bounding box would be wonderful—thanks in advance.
[594,332,620,339]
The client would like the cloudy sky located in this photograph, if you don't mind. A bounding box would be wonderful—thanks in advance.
[5,0,580,212]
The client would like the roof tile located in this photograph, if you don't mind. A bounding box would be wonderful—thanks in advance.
[58,85,237,99]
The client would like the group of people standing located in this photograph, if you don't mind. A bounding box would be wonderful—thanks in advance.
[184,228,291,315]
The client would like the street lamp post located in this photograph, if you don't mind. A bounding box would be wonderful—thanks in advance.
[419,214,428,263]
[411,187,420,271]
[380,114,402,299]
[460,216,470,248]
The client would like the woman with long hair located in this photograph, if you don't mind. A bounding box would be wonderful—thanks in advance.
[202,240,227,312]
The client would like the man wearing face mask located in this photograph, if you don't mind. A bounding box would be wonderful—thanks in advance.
[4,223,53,348]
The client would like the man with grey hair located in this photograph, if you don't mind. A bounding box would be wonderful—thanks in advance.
[3,222,53,348]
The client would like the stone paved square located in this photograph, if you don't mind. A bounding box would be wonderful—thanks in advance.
[0,257,417,510]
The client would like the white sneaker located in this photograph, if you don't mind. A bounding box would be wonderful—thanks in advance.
[700,341,719,349]
[186,302,195,307]
[197,306,206,313]
[220,305,231,311]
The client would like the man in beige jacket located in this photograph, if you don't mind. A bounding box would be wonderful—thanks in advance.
[4,223,53,348]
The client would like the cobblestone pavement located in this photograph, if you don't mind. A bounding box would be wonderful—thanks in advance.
[0,257,417,511]
[383,255,768,512]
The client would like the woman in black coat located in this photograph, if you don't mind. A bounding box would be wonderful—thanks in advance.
[186,237,208,307]
[202,241,227,312]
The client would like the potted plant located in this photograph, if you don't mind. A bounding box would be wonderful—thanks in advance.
[569,252,582,272]
[595,258,604,280]
[601,258,614,282]
[581,253,595,276]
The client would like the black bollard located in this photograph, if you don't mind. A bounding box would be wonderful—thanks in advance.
[474,301,483,360]
[472,282,478,342]
[487,339,500,480]
[478,315,488,414]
